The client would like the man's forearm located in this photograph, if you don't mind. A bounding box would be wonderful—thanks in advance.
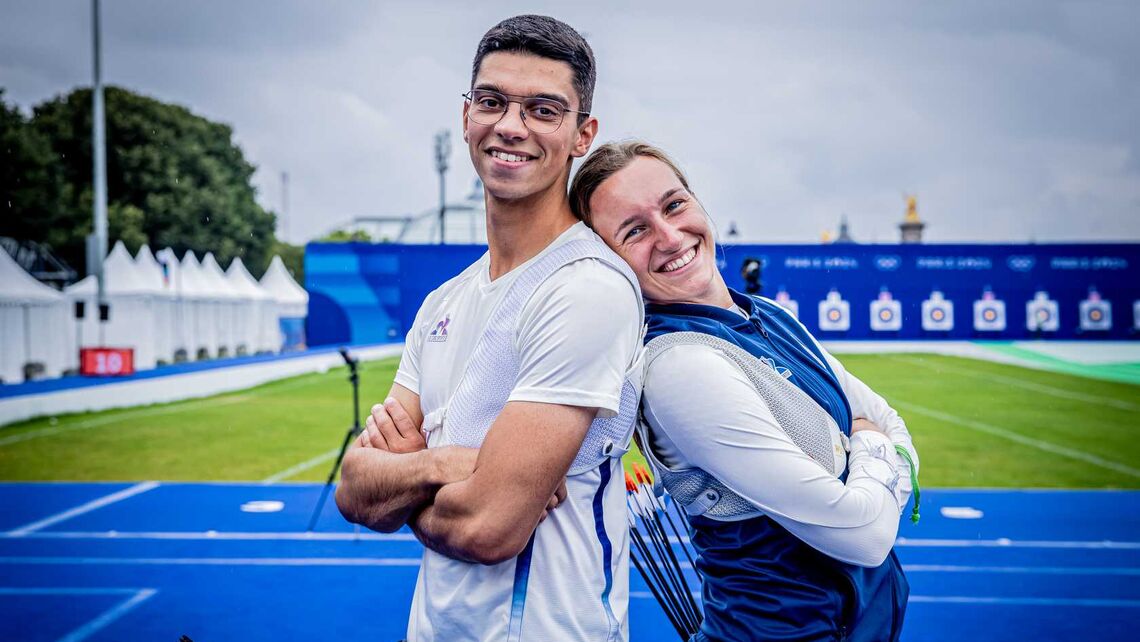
[411,478,535,565]
[412,502,481,564]
[335,446,445,533]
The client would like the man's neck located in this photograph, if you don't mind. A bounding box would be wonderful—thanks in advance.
[484,186,578,281]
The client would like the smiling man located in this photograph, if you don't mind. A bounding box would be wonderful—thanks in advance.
[335,15,644,642]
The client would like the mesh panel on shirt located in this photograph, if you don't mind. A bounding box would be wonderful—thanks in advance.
[568,378,640,475]
[442,240,642,477]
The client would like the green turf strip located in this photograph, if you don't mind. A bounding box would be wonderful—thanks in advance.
[0,360,400,483]
[1,354,1137,488]
[975,342,1140,386]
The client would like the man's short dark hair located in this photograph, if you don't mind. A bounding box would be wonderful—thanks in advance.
[471,15,596,119]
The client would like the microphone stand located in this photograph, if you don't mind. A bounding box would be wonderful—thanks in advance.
[307,347,362,532]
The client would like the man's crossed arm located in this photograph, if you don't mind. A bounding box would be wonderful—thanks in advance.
[335,383,589,564]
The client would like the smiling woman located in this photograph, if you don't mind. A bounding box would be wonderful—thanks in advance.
[571,145,728,308]
[571,140,920,642]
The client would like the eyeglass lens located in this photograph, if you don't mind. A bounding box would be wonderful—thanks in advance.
[467,90,567,133]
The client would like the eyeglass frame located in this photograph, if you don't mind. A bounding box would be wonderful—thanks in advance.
[462,89,591,134]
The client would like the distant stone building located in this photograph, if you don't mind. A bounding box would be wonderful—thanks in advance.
[834,215,855,244]
[822,215,855,244]
[899,195,925,244]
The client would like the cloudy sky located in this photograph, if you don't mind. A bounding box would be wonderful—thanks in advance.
[2,0,1138,245]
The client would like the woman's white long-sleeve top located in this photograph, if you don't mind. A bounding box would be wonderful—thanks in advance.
[642,334,919,568]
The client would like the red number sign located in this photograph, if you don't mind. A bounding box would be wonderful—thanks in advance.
[80,348,135,376]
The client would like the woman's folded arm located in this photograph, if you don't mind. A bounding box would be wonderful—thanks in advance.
[643,344,902,567]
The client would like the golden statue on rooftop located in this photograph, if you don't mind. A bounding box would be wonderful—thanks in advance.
[905,195,920,223]
[899,194,925,243]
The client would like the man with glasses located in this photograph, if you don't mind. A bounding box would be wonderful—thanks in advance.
[336,14,643,642]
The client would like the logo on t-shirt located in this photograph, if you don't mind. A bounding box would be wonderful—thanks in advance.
[427,314,451,343]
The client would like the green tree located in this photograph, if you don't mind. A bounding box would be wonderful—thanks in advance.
[13,85,277,275]
[0,90,64,248]
[318,228,372,243]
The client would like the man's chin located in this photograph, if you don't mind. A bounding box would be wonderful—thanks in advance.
[482,179,544,204]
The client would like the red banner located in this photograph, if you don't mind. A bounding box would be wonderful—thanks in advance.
[80,348,135,377]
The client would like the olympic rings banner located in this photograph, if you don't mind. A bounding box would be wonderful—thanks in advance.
[717,243,1140,340]
[304,242,1140,345]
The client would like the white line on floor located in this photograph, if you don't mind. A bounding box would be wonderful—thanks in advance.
[8,530,1136,549]
[902,564,1140,575]
[0,530,416,542]
[628,592,1140,608]
[895,537,1140,549]
[6,557,1136,577]
[6,482,160,537]
[0,587,152,595]
[906,596,1140,607]
[261,448,341,484]
[57,588,157,642]
[890,355,1140,412]
[0,556,421,567]
[890,400,1140,479]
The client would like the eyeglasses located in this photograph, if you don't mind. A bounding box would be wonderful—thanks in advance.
[463,89,589,134]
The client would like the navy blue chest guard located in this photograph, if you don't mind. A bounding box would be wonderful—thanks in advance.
[640,290,908,642]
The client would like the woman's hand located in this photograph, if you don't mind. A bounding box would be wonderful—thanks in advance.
[539,479,568,523]
[851,417,886,436]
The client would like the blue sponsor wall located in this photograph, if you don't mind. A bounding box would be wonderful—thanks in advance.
[305,242,1140,345]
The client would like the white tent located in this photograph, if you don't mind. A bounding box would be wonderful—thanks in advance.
[156,247,196,361]
[134,245,179,364]
[0,248,76,383]
[200,253,245,357]
[226,257,278,355]
[66,241,162,370]
[259,255,308,350]
[179,251,221,359]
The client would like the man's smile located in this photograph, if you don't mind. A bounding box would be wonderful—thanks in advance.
[487,147,537,164]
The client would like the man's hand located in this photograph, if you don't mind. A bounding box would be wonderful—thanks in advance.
[359,397,426,453]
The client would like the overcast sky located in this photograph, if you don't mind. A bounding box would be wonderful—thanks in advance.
[3,0,1138,245]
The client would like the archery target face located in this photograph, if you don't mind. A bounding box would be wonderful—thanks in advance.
[922,298,954,331]
[973,298,1006,331]
[870,300,902,331]
[818,298,850,331]
[1079,300,1111,331]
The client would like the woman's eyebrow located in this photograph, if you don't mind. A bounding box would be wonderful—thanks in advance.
[613,214,640,240]
[657,187,684,206]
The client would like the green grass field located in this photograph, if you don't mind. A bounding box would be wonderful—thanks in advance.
[1,354,1138,488]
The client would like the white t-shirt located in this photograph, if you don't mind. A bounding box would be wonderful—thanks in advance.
[642,303,918,568]
[395,222,642,642]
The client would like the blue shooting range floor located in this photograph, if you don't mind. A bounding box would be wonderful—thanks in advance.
[1,484,1137,642]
